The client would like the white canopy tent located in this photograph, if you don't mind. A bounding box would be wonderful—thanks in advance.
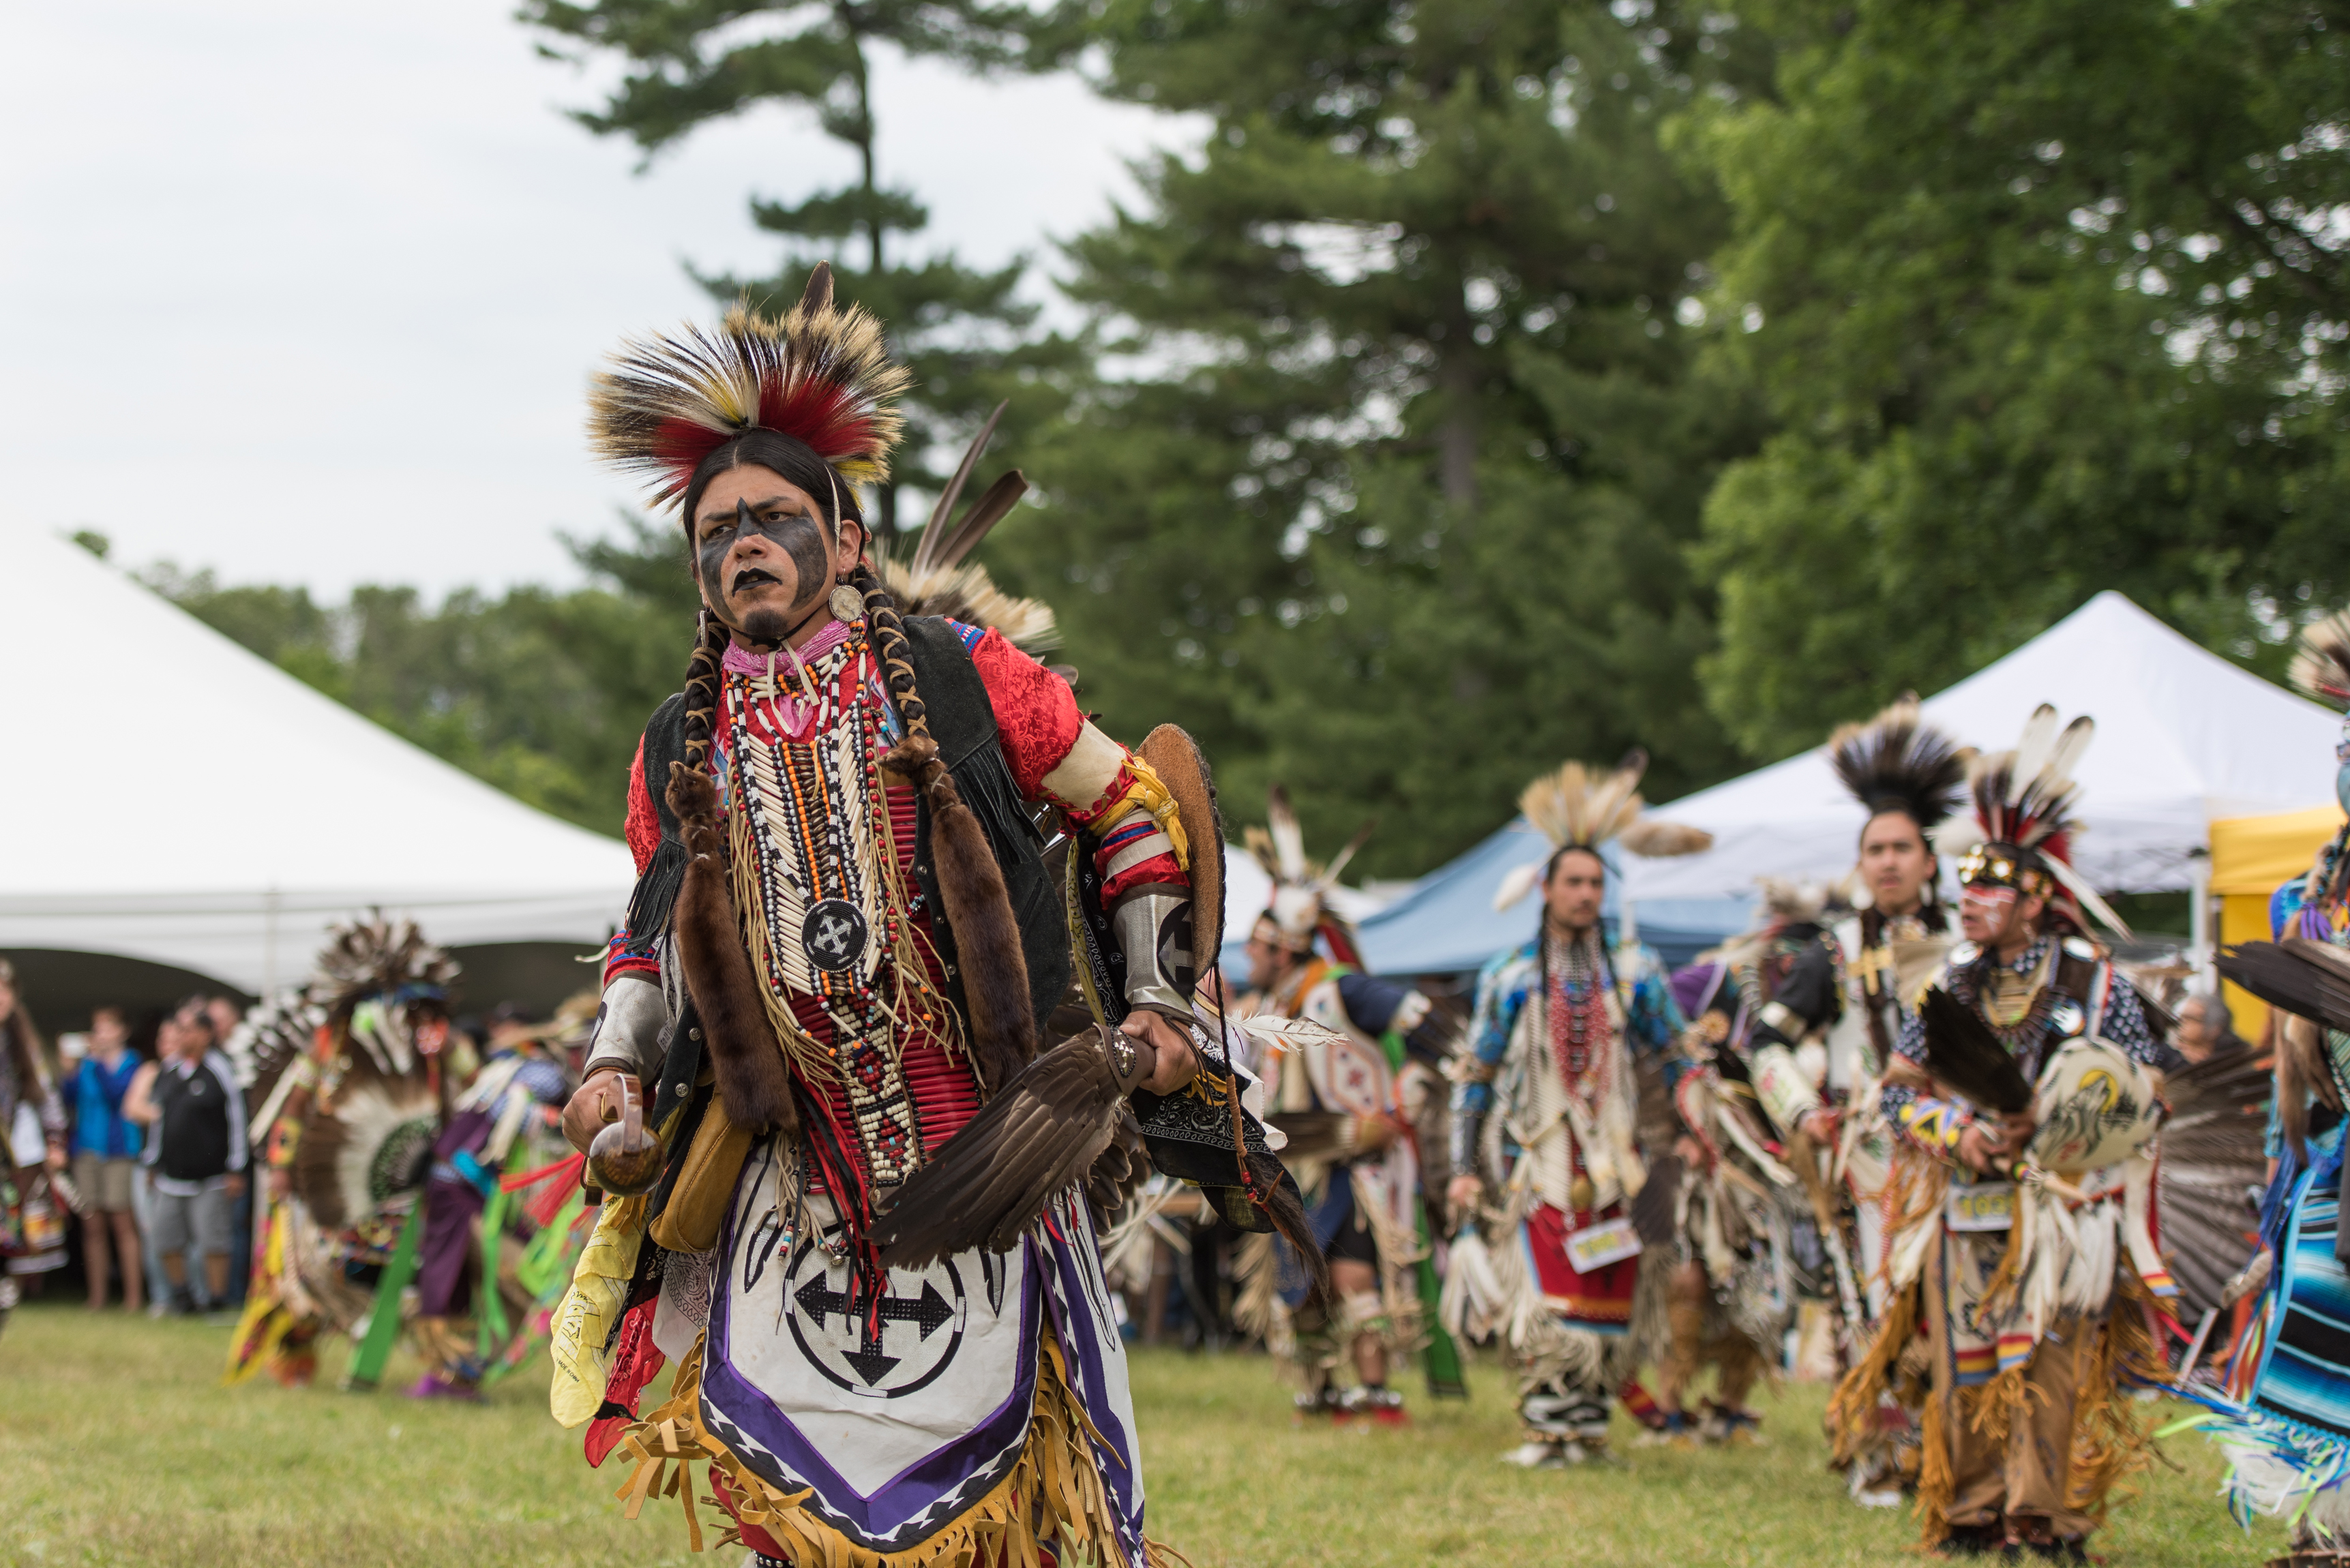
[0,527,637,993]
[1624,592,2341,914]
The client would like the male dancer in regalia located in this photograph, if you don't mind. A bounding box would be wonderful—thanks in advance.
[1444,754,1708,1466]
[1851,707,2171,1557]
[1812,699,1968,1501]
[545,269,1266,1567]
[1232,787,1461,1420]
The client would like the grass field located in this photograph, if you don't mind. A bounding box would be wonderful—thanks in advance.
[0,1300,2290,1567]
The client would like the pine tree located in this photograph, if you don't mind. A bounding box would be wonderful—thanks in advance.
[523,0,1082,542]
[988,0,1768,874]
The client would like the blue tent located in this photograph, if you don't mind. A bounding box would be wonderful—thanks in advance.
[1349,819,1753,980]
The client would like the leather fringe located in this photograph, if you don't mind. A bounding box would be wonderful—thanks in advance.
[888,733,1036,1094]
[1826,1280,1920,1468]
[666,760,796,1134]
[613,1332,1157,1567]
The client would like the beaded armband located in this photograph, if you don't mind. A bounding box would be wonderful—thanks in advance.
[266,1119,301,1171]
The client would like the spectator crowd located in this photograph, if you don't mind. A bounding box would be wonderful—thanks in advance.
[1,962,253,1317]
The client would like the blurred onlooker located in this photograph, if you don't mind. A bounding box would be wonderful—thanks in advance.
[205,995,244,1050]
[126,999,246,1314]
[72,1006,145,1311]
[0,959,69,1291]
[2174,993,2250,1066]
[205,993,252,1307]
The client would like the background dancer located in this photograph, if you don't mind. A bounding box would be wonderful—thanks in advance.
[1444,753,1708,1467]
[1232,785,1462,1421]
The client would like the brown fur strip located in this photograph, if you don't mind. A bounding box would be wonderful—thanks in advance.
[666,760,796,1134]
[887,734,1035,1094]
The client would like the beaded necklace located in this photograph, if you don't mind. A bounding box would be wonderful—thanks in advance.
[725,626,931,1186]
[1544,930,1616,1115]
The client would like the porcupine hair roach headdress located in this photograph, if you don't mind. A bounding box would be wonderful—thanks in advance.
[588,264,910,512]
[1491,749,1712,911]
[1245,784,1375,963]
[1944,704,2131,939]
[1828,695,1972,839]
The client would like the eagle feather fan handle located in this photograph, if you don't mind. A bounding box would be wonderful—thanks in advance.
[871,1022,1144,1268]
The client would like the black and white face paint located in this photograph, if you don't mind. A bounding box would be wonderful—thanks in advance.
[696,492,833,647]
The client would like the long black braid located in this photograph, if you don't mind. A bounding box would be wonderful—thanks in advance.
[677,609,730,774]
[850,558,931,742]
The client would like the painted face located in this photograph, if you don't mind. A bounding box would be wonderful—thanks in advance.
[691,466,841,646]
[1958,882,2022,946]
[2334,726,2350,817]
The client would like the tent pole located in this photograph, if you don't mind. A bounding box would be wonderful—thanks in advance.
[2188,850,2213,993]
[1621,896,1639,948]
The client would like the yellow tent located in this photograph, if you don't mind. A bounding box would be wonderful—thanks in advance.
[2209,804,2346,1036]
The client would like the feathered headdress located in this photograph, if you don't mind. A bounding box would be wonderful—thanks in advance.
[588,265,910,511]
[1946,704,2130,937]
[875,401,1057,654]
[312,913,458,1025]
[1246,784,1373,961]
[2291,611,2350,713]
[1493,749,1712,911]
[1828,695,1972,835]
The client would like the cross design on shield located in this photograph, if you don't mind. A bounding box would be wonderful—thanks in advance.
[802,897,869,974]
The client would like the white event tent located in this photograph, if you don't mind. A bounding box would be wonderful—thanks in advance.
[1623,591,2342,907]
[0,527,637,993]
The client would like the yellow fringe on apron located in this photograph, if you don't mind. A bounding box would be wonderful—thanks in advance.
[1825,1280,1920,1468]
[610,1330,1183,1568]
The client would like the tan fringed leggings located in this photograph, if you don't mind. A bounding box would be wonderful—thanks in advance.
[1659,1262,1766,1413]
[1927,1239,2095,1539]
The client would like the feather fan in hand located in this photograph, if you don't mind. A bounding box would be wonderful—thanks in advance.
[1918,986,2034,1114]
[872,1025,1135,1267]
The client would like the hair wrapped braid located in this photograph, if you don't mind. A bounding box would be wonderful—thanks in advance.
[679,609,730,772]
[851,560,931,742]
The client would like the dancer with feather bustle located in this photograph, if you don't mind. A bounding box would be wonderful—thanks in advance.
[1442,751,1711,1466]
[1841,705,2171,1557]
[1230,787,1464,1421]
[547,267,1299,1567]
[226,915,459,1390]
[2167,609,2350,1564]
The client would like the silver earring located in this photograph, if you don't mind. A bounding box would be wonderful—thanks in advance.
[829,582,865,622]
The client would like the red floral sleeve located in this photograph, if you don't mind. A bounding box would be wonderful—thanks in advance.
[968,628,1082,797]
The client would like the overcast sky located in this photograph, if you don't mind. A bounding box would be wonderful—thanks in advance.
[0,1,1191,596]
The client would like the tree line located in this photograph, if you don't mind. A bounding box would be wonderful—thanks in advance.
[130,0,2350,878]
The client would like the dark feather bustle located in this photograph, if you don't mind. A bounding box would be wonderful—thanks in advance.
[2156,1043,2272,1316]
[2218,941,2350,1035]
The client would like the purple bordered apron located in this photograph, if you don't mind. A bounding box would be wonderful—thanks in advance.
[699,1138,1150,1561]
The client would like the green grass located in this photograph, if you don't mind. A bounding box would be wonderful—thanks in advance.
[0,1300,2291,1567]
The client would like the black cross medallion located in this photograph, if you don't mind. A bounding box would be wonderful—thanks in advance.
[792,1273,954,1386]
[801,897,869,975]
